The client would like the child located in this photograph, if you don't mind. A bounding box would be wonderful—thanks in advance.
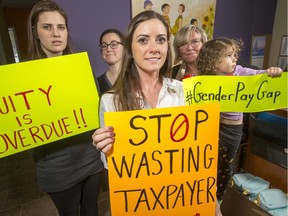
[197,37,283,201]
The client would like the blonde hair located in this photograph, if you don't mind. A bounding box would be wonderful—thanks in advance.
[173,25,207,63]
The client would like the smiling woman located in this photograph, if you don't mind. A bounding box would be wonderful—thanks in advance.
[97,28,125,95]
[172,25,208,80]
[92,11,185,213]
[92,10,184,154]
[92,10,223,215]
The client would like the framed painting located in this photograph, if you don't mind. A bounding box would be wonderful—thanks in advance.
[131,0,217,64]
[131,0,217,40]
[250,34,271,69]
[278,56,287,71]
[279,35,288,56]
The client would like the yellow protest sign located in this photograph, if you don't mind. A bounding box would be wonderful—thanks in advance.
[105,103,220,216]
[0,52,99,158]
[183,73,287,112]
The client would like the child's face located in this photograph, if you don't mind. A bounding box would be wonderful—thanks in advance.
[217,46,237,75]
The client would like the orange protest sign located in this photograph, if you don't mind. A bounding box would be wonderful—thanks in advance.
[105,103,220,215]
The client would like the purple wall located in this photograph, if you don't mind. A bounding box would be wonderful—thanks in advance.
[55,0,131,77]
[214,0,277,65]
[56,0,277,78]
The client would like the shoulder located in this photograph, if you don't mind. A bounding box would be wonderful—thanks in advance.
[97,72,107,82]
[172,64,181,71]
[100,92,116,112]
[172,64,181,78]
[163,77,183,91]
[101,92,114,104]
[161,78,185,106]
[97,72,113,95]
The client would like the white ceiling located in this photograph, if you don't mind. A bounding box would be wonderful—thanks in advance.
[1,0,40,8]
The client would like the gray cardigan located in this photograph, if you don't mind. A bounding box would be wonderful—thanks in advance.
[33,130,103,193]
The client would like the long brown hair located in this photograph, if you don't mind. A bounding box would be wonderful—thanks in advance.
[111,10,172,111]
[27,0,72,59]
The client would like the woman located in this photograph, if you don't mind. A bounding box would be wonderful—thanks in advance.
[27,1,103,215]
[97,28,125,191]
[97,29,125,95]
[172,25,207,79]
[92,9,184,156]
[172,24,223,215]
[92,10,222,216]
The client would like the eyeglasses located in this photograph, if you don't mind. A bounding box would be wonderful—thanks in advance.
[99,40,123,51]
[179,40,201,50]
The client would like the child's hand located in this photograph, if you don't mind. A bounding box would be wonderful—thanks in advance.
[266,67,282,77]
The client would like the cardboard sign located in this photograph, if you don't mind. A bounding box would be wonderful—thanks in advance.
[105,103,220,216]
[183,73,287,112]
[0,52,99,158]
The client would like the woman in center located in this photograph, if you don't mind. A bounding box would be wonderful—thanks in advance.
[92,10,184,153]
[92,11,222,215]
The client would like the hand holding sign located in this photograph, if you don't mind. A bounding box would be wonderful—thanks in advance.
[105,103,220,216]
[183,73,287,112]
[0,52,100,158]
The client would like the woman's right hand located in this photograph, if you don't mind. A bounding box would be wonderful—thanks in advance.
[92,126,115,154]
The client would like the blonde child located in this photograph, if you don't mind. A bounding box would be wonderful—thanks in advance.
[197,37,283,201]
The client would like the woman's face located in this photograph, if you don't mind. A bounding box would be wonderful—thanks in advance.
[36,11,68,57]
[131,18,168,77]
[178,31,202,64]
[100,33,124,66]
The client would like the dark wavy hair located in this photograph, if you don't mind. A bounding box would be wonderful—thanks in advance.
[197,37,243,75]
[27,0,72,59]
[99,28,125,47]
[111,10,172,111]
